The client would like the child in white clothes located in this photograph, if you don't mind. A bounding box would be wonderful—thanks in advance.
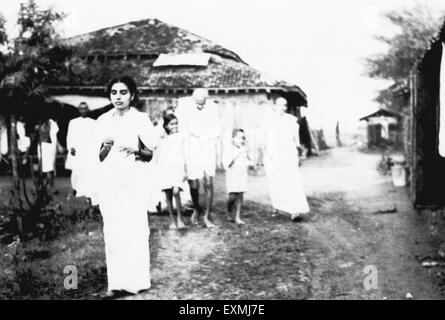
[156,113,188,229]
[223,129,253,225]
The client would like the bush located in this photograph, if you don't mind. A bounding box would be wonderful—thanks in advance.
[0,207,106,299]
[0,197,102,244]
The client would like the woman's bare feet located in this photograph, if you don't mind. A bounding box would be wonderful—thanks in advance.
[177,219,188,229]
[102,290,133,300]
[291,212,305,222]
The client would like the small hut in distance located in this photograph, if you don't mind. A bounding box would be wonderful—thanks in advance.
[360,108,403,148]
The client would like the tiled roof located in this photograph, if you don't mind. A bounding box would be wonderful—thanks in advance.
[55,18,307,104]
[142,55,299,89]
[66,18,243,63]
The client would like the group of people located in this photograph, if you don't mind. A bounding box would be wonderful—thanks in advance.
[61,75,309,298]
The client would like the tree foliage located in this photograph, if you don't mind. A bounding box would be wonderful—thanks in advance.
[0,0,72,115]
[0,1,74,241]
[0,13,7,45]
[364,4,444,109]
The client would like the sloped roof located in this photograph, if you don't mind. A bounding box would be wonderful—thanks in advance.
[66,18,244,63]
[52,18,307,105]
[360,108,402,121]
[142,55,299,89]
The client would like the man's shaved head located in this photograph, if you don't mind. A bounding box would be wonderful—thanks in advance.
[193,88,209,106]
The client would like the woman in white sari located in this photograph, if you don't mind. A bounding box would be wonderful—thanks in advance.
[264,97,310,221]
[96,76,159,298]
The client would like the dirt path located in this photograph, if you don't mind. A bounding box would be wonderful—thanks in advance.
[131,198,311,300]
[128,147,445,300]
[299,148,445,299]
[3,147,443,299]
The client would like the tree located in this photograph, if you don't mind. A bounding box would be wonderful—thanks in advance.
[364,4,444,110]
[0,0,72,240]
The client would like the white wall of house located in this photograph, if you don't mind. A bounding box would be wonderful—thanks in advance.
[141,92,278,166]
[51,92,299,166]
[51,95,110,110]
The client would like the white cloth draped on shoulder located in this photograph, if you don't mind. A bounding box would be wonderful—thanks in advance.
[264,112,309,214]
[96,107,159,293]
[66,117,99,204]
[176,97,221,179]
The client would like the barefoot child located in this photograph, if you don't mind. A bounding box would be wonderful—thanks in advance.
[156,113,188,229]
[223,129,253,225]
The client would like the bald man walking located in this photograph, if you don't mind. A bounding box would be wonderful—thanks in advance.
[175,89,222,228]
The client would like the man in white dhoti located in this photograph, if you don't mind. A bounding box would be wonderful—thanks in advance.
[17,121,30,153]
[175,88,222,228]
[0,118,8,156]
[264,97,310,221]
[36,118,59,193]
[66,102,99,205]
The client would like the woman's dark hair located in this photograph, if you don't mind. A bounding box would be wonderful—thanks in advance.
[163,113,178,134]
[106,76,139,106]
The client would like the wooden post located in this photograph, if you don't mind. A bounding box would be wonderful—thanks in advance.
[409,71,418,205]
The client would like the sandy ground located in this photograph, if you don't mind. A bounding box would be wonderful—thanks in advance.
[298,147,445,299]
[2,146,444,299]
[131,146,445,300]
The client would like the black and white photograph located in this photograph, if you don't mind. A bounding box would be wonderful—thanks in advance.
[1,0,445,302]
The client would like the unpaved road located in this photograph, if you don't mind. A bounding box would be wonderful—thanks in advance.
[299,148,445,299]
[130,147,445,300]
[2,147,443,300]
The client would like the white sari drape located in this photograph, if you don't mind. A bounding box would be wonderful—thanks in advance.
[96,107,159,293]
[66,117,99,204]
[264,112,309,214]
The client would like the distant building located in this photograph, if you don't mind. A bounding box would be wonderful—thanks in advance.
[360,108,403,148]
[48,18,309,164]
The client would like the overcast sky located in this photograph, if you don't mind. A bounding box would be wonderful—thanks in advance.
[2,0,445,132]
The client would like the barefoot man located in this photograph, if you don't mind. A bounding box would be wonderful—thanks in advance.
[175,88,221,228]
